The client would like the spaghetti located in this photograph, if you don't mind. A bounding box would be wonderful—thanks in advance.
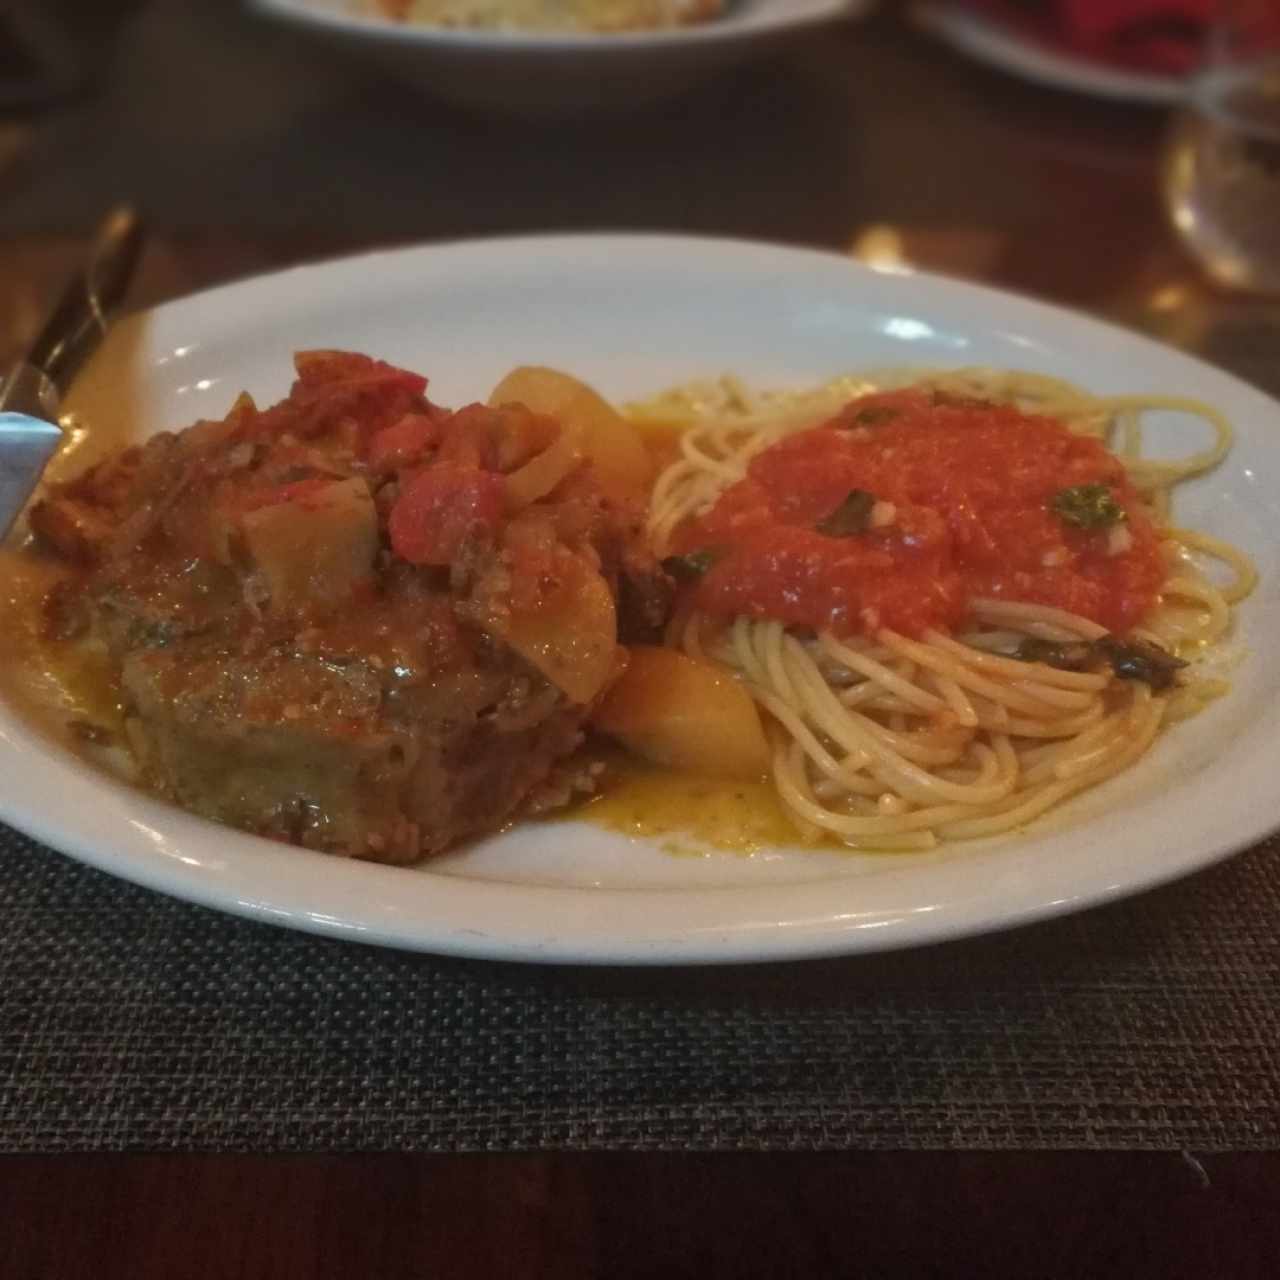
[639,368,1255,851]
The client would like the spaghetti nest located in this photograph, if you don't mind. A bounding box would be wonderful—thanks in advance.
[638,368,1256,852]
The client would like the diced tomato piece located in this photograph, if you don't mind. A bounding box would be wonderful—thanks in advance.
[293,350,428,396]
[432,403,564,475]
[280,352,432,442]
[435,404,498,471]
[234,353,434,447]
[367,414,441,472]
[389,465,506,566]
[238,475,335,513]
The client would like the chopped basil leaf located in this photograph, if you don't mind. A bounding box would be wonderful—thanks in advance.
[1015,633,1186,689]
[852,406,899,426]
[661,549,720,583]
[1051,484,1127,530]
[816,489,876,537]
[1013,637,1096,672]
[930,391,991,409]
[1095,636,1187,691]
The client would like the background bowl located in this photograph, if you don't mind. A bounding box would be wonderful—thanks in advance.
[248,0,872,116]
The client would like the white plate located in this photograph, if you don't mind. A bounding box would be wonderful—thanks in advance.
[912,3,1185,105]
[4,234,1279,965]
[248,0,870,115]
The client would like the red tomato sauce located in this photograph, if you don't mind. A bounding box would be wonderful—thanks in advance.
[673,389,1166,638]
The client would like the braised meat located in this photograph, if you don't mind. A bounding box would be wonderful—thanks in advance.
[32,352,671,862]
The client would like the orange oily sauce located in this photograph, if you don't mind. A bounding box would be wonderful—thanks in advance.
[0,545,124,755]
[579,753,811,855]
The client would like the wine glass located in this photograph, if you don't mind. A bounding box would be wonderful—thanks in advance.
[1163,0,1280,294]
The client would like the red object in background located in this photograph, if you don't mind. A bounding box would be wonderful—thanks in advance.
[961,0,1218,74]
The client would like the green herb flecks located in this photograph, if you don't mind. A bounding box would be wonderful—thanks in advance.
[1094,636,1187,691]
[1013,633,1186,690]
[930,391,992,410]
[852,406,899,426]
[816,489,877,537]
[1051,484,1127,530]
[1013,637,1096,672]
[661,549,721,583]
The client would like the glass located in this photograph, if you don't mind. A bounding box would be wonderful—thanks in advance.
[1162,0,1280,294]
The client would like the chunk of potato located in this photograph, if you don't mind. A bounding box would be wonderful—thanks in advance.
[593,646,770,780]
[240,476,377,614]
[488,367,651,503]
[502,547,619,706]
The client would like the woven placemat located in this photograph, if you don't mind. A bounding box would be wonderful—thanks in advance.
[1,825,1277,1152]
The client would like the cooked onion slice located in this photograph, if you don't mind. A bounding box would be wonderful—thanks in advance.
[489,366,651,504]
[503,429,583,510]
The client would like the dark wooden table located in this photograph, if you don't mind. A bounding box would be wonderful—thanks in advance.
[2,1151,1277,1276]
[1,2,1278,1274]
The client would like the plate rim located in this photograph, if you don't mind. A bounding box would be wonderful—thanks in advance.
[4,230,1278,966]
[248,0,872,52]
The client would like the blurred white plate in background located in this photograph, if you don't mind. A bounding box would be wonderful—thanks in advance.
[249,0,871,115]
[912,2,1185,105]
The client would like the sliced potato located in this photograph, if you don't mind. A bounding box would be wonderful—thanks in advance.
[488,366,651,503]
[593,646,770,780]
[502,548,618,706]
[240,477,377,614]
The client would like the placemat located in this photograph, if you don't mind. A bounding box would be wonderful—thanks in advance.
[1,826,1276,1152]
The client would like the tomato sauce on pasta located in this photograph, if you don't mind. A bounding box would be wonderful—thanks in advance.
[642,368,1255,852]
[673,389,1167,637]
